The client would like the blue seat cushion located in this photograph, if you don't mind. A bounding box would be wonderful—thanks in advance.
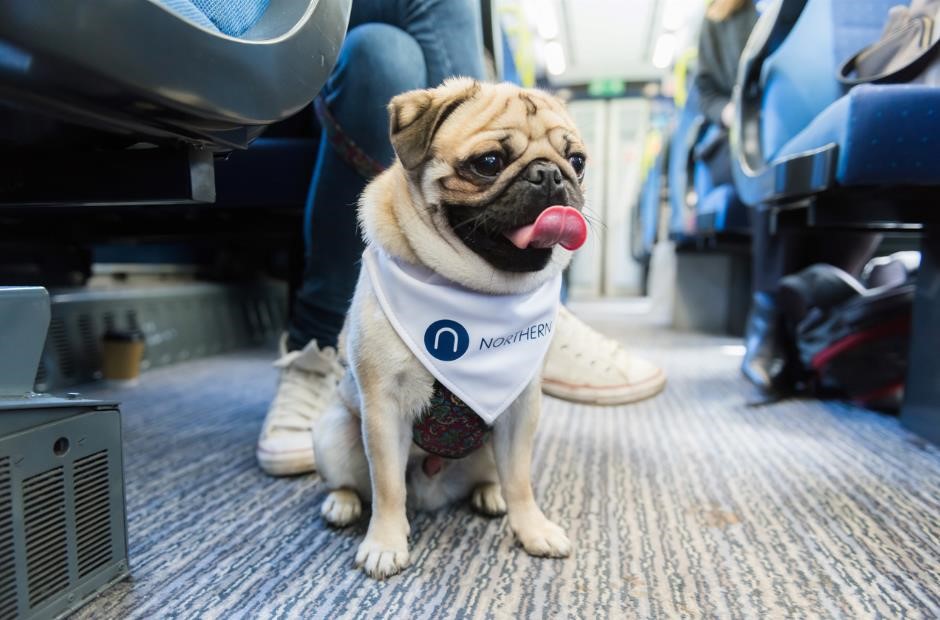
[774,85,940,187]
[156,0,270,36]
[760,0,896,159]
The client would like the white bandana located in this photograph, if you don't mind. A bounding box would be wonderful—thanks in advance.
[363,246,561,424]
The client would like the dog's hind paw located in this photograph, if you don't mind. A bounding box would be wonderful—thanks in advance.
[321,489,362,527]
[355,536,410,579]
[513,514,571,558]
[471,483,507,517]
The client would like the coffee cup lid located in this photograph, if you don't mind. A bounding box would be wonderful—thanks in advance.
[103,329,145,343]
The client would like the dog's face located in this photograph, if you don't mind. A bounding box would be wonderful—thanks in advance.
[388,79,588,275]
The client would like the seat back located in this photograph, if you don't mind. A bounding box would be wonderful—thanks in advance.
[634,152,664,261]
[668,86,745,238]
[668,86,704,238]
[0,0,351,148]
[691,129,749,234]
[693,124,723,202]
[760,0,895,159]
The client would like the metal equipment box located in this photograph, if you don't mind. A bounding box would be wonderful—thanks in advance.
[0,396,128,619]
[1,287,128,619]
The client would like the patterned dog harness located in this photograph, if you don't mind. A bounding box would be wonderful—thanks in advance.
[412,381,491,475]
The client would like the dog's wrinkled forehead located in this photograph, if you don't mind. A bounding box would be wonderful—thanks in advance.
[387,78,584,176]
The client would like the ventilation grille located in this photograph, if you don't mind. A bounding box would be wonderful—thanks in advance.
[49,317,75,380]
[74,451,113,578]
[0,458,16,620]
[78,313,100,371]
[102,311,116,333]
[23,467,69,608]
[34,360,49,392]
[125,309,139,332]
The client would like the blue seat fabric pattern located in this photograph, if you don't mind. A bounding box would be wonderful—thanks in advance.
[774,85,940,186]
[156,0,270,36]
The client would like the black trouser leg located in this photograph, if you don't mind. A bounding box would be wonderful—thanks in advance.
[750,209,882,295]
[743,209,881,393]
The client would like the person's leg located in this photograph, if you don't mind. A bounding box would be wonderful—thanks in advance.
[749,209,786,294]
[262,1,491,477]
[349,0,487,86]
[751,211,881,295]
[743,209,880,394]
[287,25,428,351]
[287,0,486,352]
[392,0,487,85]
[258,25,428,476]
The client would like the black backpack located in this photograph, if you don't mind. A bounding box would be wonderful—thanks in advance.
[778,253,919,410]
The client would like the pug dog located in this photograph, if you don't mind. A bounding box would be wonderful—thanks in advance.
[313,78,588,579]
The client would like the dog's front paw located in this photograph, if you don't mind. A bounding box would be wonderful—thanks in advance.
[471,483,507,517]
[321,489,362,527]
[511,512,571,558]
[355,533,410,579]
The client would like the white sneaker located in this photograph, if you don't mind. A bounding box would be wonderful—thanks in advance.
[256,336,343,476]
[542,307,666,405]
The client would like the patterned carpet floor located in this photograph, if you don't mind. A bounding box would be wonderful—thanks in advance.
[72,313,940,619]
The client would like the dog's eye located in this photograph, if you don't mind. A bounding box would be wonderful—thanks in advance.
[568,154,586,176]
[470,152,505,177]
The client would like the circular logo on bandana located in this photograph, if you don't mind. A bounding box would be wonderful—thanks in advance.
[424,320,470,361]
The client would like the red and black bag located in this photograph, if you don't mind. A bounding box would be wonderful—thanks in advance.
[778,253,919,410]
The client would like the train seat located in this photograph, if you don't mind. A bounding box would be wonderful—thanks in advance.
[773,84,940,187]
[731,0,940,444]
[731,0,940,207]
[0,0,351,151]
[692,125,749,235]
[633,150,666,264]
[667,88,702,239]
[666,87,748,240]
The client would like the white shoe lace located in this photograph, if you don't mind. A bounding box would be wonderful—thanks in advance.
[264,350,343,436]
[555,309,622,367]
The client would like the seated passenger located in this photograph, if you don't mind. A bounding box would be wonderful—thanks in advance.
[696,0,881,398]
[255,0,666,476]
[695,0,758,185]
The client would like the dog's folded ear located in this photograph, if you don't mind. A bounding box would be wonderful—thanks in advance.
[388,77,480,170]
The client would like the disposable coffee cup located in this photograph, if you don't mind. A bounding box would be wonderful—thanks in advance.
[101,329,146,387]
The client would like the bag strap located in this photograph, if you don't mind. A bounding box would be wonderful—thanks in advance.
[839,14,940,85]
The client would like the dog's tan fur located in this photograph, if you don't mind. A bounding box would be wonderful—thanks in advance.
[313,78,587,579]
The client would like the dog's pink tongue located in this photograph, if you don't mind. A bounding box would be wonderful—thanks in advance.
[505,206,587,251]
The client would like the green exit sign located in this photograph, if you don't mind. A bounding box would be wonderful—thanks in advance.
[588,78,626,97]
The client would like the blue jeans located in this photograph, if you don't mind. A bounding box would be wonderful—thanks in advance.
[287,0,486,350]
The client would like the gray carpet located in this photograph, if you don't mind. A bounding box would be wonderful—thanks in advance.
[71,321,940,619]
